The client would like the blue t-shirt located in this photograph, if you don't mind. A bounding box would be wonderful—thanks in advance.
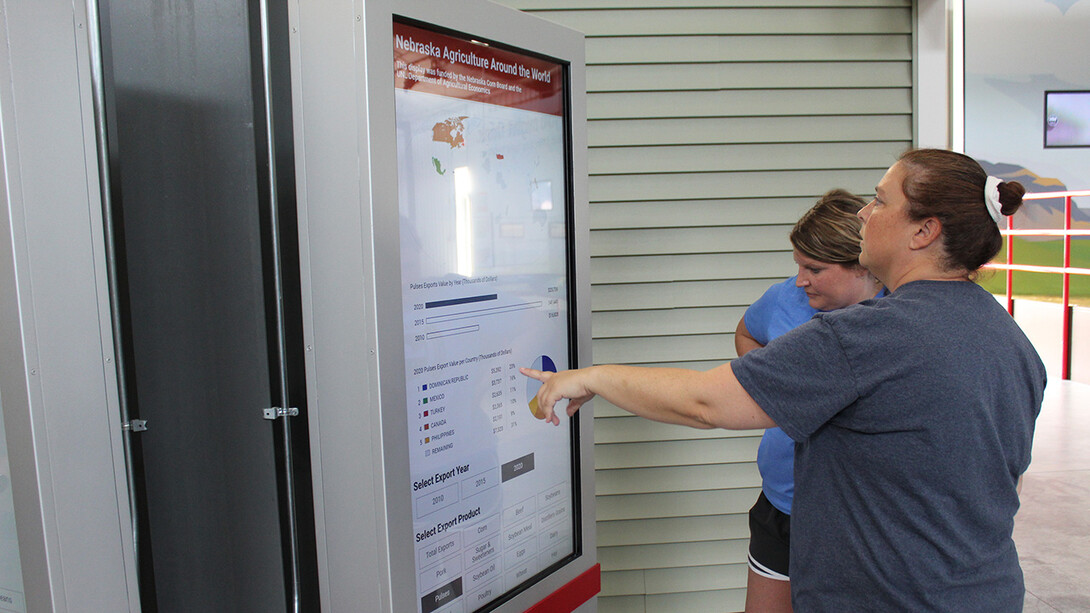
[733,280,1046,611]
[742,276,816,514]
[743,276,886,515]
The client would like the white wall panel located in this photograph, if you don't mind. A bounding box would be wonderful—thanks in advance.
[595,415,761,442]
[590,168,884,202]
[590,61,910,91]
[598,570,647,597]
[532,8,910,36]
[591,278,775,311]
[645,563,748,593]
[589,198,821,228]
[596,514,749,546]
[598,538,748,569]
[591,305,746,337]
[590,225,787,257]
[587,34,911,64]
[644,587,746,613]
[594,332,733,364]
[588,88,911,118]
[596,463,760,496]
[590,115,912,147]
[591,253,795,284]
[590,141,908,175]
[595,438,761,470]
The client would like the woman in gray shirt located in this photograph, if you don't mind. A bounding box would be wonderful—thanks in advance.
[523,149,1046,611]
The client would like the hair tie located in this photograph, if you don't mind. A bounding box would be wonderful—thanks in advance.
[984,176,1004,224]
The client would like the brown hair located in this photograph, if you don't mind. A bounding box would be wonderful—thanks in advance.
[790,188,868,266]
[897,149,1025,272]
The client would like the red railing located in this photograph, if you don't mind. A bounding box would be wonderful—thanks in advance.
[982,189,1090,380]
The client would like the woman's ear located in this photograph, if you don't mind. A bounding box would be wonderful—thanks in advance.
[910,217,943,251]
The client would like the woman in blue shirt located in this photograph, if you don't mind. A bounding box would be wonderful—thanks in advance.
[734,189,884,612]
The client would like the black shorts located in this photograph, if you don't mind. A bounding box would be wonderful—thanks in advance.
[747,491,791,580]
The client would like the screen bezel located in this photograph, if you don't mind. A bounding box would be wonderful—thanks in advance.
[1044,90,1090,149]
[390,14,582,613]
[354,2,594,610]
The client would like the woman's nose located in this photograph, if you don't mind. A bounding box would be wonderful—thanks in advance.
[859,201,874,222]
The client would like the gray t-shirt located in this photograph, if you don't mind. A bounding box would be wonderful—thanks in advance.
[733,280,1046,611]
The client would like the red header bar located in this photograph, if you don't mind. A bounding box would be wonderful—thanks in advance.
[393,21,564,116]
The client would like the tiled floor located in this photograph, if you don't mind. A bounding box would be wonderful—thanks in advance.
[1016,379,1090,612]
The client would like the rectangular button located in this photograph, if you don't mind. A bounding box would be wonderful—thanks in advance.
[420,577,462,613]
[502,496,535,526]
[540,541,571,567]
[468,513,500,543]
[500,453,534,482]
[464,558,501,593]
[467,577,502,610]
[419,555,463,594]
[504,517,535,547]
[461,467,500,500]
[418,532,462,567]
[538,525,570,552]
[504,557,537,591]
[415,481,460,519]
[464,535,500,568]
[538,499,569,529]
[504,538,537,568]
[537,482,568,509]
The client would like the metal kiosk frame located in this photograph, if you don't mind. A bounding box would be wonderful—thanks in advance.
[289,1,596,611]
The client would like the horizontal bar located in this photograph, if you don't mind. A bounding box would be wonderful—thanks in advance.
[425,301,544,324]
[1023,190,1090,199]
[1000,229,1090,237]
[426,324,480,340]
[983,263,1090,276]
[425,293,498,309]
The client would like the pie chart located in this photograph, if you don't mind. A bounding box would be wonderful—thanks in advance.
[525,355,557,418]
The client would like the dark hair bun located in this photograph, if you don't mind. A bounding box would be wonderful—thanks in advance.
[998,181,1026,216]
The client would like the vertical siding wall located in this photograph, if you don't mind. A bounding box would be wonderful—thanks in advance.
[498,2,913,611]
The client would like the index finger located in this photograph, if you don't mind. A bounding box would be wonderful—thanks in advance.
[520,367,559,424]
[519,367,552,382]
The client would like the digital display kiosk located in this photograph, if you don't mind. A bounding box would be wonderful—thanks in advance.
[393,19,579,613]
[288,1,595,611]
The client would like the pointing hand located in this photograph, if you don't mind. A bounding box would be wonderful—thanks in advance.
[519,367,596,426]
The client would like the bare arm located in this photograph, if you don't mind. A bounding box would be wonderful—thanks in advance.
[520,362,776,431]
[734,315,764,357]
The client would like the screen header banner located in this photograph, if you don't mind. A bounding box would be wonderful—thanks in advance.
[394,21,564,117]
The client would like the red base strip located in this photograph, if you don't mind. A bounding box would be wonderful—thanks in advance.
[524,563,601,613]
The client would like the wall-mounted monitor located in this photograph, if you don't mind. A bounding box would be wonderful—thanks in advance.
[1045,90,1090,148]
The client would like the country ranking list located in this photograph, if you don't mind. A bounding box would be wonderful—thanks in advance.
[411,347,532,460]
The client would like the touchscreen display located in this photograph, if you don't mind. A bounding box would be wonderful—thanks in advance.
[393,19,577,613]
[1045,90,1090,148]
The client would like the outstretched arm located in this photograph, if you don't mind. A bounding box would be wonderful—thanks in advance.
[520,362,775,431]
